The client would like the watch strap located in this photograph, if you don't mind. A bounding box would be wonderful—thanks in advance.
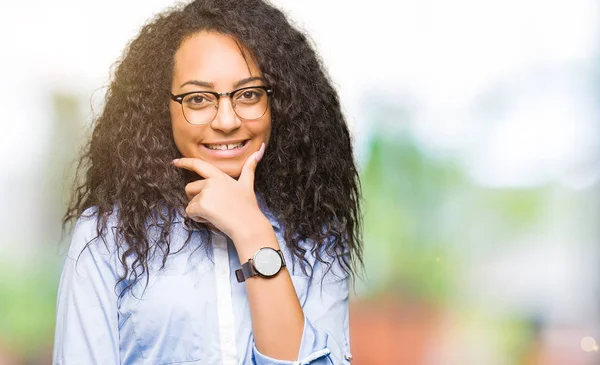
[235,268,244,283]
[235,260,256,283]
[278,250,286,268]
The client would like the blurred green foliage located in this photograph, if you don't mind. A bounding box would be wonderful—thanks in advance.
[360,130,548,303]
[360,132,464,301]
[358,129,550,364]
[0,257,60,357]
[0,91,82,360]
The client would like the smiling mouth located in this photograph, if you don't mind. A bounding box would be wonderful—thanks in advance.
[203,140,249,151]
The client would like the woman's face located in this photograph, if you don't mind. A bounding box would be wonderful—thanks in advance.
[170,31,272,178]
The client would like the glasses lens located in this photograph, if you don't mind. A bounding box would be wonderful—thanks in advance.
[233,87,269,120]
[182,92,218,125]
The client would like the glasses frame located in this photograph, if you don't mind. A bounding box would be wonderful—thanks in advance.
[170,85,274,125]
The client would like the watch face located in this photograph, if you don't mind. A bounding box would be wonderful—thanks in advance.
[253,248,282,277]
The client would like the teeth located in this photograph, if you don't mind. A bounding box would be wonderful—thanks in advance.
[206,142,244,150]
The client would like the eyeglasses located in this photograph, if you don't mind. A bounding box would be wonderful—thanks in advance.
[170,86,274,125]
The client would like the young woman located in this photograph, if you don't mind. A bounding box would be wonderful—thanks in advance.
[53,1,362,364]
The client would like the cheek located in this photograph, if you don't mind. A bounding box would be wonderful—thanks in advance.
[170,104,196,155]
[257,113,272,142]
[261,121,272,142]
[265,125,272,143]
[170,105,183,145]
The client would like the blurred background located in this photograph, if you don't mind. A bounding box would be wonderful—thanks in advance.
[0,0,598,364]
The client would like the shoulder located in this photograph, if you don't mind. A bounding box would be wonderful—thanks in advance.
[66,206,119,261]
[59,206,125,285]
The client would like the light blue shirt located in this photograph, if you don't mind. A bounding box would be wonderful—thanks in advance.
[53,201,352,365]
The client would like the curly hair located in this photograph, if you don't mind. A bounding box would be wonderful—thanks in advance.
[65,0,363,290]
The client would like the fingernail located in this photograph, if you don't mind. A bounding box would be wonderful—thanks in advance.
[171,159,180,165]
[255,143,266,162]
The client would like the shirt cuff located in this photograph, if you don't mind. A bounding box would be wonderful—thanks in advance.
[252,317,332,365]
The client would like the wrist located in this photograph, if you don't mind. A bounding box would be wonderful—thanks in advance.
[232,215,279,262]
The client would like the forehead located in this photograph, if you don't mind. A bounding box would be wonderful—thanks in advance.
[172,31,261,87]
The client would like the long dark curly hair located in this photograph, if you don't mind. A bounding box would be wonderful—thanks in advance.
[65,0,363,289]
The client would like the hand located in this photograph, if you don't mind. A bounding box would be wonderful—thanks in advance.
[172,143,270,241]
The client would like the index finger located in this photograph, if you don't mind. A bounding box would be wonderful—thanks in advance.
[172,157,224,179]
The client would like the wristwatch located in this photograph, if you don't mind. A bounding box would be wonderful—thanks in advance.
[235,247,286,283]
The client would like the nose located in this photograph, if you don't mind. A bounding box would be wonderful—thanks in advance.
[210,97,241,133]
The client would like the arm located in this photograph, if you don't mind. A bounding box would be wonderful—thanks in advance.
[234,221,305,361]
[238,225,351,365]
[53,214,120,365]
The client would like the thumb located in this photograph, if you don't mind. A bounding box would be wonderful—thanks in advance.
[239,142,265,188]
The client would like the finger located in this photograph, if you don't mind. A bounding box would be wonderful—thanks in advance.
[186,201,207,222]
[238,143,265,188]
[194,219,218,233]
[185,180,206,201]
[191,217,210,224]
[172,157,224,179]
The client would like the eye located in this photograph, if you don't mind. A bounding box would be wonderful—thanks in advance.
[236,88,264,104]
[190,95,205,104]
[183,93,215,109]
[242,91,257,99]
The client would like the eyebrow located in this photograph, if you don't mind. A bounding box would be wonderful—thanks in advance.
[179,76,265,90]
